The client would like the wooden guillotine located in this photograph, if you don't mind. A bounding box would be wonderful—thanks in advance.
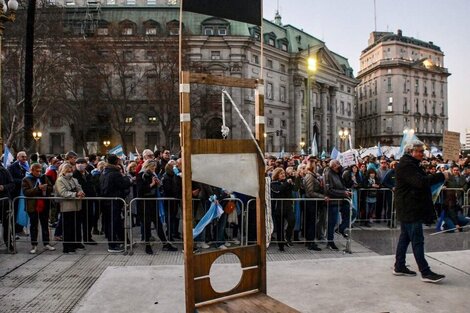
[179,72,300,313]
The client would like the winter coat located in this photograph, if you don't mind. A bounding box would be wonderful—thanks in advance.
[0,165,15,199]
[100,165,131,198]
[303,172,324,198]
[54,176,83,212]
[324,168,349,199]
[22,174,53,213]
[7,161,27,197]
[270,180,294,215]
[394,154,445,223]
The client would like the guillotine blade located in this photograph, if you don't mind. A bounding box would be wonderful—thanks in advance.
[191,153,259,197]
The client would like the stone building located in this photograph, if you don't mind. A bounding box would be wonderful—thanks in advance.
[25,1,357,154]
[356,30,450,147]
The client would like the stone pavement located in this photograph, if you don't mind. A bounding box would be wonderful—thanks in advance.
[74,250,470,313]
[0,225,468,313]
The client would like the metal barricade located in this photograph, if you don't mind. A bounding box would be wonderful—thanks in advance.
[0,197,14,253]
[128,197,245,253]
[357,188,395,228]
[246,197,353,253]
[12,196,129,254]
[437,187,468,223]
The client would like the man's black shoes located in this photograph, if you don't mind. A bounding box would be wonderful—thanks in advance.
[326,242,339,251]
[421,271,445,283]
[393,267,417,276]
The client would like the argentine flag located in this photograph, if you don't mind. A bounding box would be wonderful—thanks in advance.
[3,145,14,167]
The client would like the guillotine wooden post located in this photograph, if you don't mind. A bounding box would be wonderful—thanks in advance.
[179,71,299,312]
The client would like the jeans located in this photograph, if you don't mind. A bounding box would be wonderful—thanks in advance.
[327,201,355,242]
[394,222,430,274]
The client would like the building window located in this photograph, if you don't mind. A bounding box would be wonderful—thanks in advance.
[50,133,64,154]
[440,83,444,98]
[124,132,135,153]
[252,54,259,64]
[347,86,351,94]
[144,21,159,35]
[281,43,288,51]
[387,77,392,92]
[218,27,227,35]
[148,116,157,124]
[340,101,345,115]
[267,59,273,69]
[107,0,115,4]
[266,83,273,100]
[403,97,408,112]
[211,51,221,60]
[267,118,274,127]
[347,103,351,116]
[415,79,419,94]
[203,27,214,35]
[147,0,156,4]
[65,0,75,5]
[403,77,407,93]
[97,26,109,36]
[126,0,136,4]
[280,86,286,102]
[146,50,156,60]
[145,132,160,148]
[268,38,275,46]
[280,64,286,73]
[125,117,133,124]
[423,81,428,96]
[280,119,287,128]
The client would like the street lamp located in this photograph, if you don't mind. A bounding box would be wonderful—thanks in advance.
[305,47,317,153]
[103,140,110,148]
[32,131,42,153]
[0,0,18,156]
[338,128,349,151]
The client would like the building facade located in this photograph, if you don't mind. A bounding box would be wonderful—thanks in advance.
[356,30,450,148]
[8,1,357,154]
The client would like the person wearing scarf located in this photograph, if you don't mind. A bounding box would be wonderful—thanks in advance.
[22,163,54,254]
[55,163,85,254]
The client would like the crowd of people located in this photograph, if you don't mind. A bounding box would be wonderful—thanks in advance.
[1,144,469,256]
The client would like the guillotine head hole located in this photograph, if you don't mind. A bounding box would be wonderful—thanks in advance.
[209,252,243,293]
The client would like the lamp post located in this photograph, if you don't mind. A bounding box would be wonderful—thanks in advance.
[0,0,18,156]
[338,128,349,152]
[103,140,110,153]
[32,130,42,153]
[305,48,317,153]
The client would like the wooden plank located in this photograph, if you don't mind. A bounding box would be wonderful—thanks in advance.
[181,71,196,313]
[197,292,300,313]
[193,246,260,278]
[189,72,262,89]
[194,267,260,304]
[192,139,259,155]
[255,84,267,294]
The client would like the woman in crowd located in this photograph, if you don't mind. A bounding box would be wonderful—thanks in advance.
[303,163,325,251]
[136,159,177,254]
[22,163,55,254]
[55,163,85,253]
[270,167,295,252]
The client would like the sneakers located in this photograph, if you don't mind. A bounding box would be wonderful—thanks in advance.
[63,249,76,254]
[224,242,231,247]
[45,244,56,251]
[393,266,417,276]
[197,242,210,249]
[421,271,445,283]
[218,244,228,250]
[107,247,125,253]
[232,239,241,245]
[75,244,86,251]
[327,242,339,251]
[286,241,294,247]
[162,243,178,252]
[30,246,37,254]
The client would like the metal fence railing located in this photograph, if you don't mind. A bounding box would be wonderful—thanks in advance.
[247,197,353,253]
[12,196,129,254]
[0,197,14,253]
[356,188,395,228]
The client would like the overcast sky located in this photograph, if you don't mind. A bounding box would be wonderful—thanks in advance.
[263,0,469,143]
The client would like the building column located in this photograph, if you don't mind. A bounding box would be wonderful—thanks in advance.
[330,87,338,150]
[292,75,303,152]
[321,85,329,152]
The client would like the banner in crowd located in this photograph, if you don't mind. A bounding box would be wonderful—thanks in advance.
[108,144,124,157]
[442,130,460,161]
[193,195,224,238]
[340,150,356,167]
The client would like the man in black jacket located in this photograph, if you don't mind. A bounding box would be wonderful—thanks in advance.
[394,141,449,283]
[100,154,131,253]
[8,151,29,235]
[0,163,15,251]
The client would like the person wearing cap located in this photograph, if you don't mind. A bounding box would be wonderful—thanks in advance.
[74,158,98,245]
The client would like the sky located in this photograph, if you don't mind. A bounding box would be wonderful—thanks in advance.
[263,0,470,143]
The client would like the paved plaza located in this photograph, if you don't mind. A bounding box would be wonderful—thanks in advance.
[0,226,469,312]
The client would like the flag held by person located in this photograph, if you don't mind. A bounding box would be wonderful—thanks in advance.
[3,145,14,167]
